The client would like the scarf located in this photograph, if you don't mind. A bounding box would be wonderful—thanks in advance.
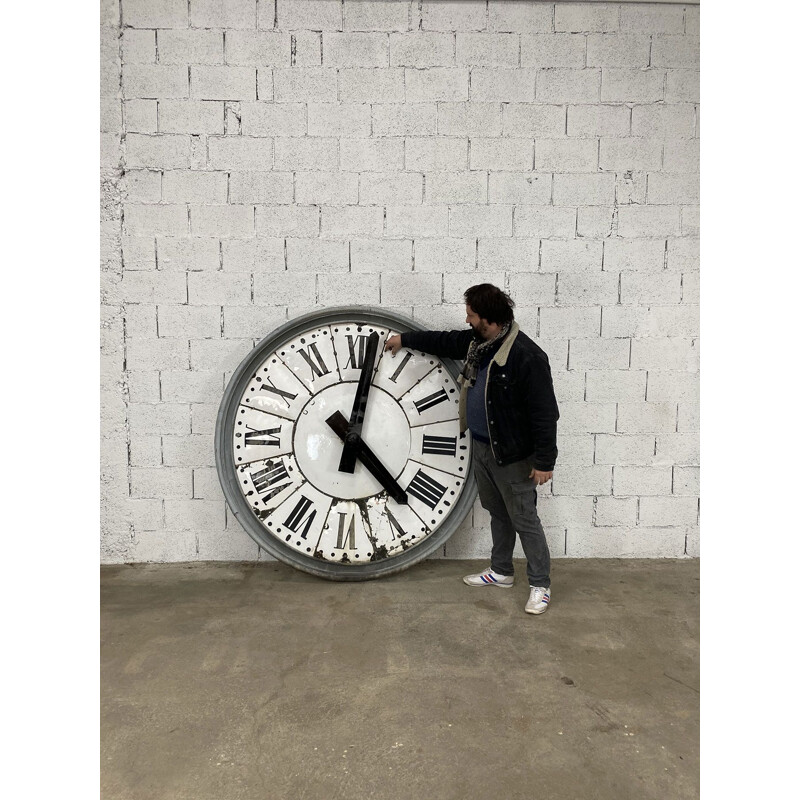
[458,322,511,389]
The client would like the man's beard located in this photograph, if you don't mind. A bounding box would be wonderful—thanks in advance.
[469,321,491,340]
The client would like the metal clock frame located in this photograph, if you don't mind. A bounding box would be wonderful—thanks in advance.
[215,306,478,581]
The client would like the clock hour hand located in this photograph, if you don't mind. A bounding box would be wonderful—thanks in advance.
[326,411,408,505]
[338,330,380,474]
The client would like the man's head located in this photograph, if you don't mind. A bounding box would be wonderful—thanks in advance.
[463,284,515,340]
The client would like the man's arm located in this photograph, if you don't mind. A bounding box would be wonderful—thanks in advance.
[521,353,560,474]
[384,328,473,360]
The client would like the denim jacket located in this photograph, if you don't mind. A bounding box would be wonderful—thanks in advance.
[401,323,559,470]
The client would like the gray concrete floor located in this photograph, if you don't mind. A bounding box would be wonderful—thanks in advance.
[101,559,699,800]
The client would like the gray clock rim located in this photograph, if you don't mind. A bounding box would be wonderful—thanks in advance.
[214,305,478,582]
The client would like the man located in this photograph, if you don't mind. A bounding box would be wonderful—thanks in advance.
[384,284,559,616]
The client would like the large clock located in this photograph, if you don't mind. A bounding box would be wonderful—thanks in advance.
[215,307,477,580]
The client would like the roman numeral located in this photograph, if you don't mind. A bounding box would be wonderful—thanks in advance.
[414,388,449,414]
[259,378,298,406]
[388,352,412,383]
[298,343,330,380]
[244,426,281,447]
[344,334,369,370]
[284,495,317,539]
[406,469,447,510]
[385,507,407,541]
[422,435,458,457]
[250,461,291,500]
[335,513,357,550]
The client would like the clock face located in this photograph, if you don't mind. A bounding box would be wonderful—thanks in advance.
[215,308,476,580]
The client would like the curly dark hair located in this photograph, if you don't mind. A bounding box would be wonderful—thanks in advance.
[463,284,515,325]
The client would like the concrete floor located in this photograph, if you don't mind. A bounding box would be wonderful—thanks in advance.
[101,559,699,800]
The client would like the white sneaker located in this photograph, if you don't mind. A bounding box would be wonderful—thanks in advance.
[463,568,514,588]
[525,586,551,615]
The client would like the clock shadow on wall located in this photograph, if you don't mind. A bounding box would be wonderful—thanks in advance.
[215,307,477,581]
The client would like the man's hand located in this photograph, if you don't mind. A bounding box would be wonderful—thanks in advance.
[529,468,553,486]
[384,334,402,356]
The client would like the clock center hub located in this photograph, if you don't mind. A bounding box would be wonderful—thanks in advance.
[293,383,411,500]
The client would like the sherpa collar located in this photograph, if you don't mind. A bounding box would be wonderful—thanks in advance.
[490,321,519,367]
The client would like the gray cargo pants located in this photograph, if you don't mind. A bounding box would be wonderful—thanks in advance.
[471,438,551,589]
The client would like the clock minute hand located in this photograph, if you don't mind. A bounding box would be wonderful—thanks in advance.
[338,330,380,474]
[326,411,408,505]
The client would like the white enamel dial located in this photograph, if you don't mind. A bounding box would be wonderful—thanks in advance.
[230,321,471,566]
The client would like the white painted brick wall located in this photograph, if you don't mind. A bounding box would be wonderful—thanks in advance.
[101,0,700,564]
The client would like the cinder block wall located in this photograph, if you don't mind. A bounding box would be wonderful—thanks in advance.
[100,0,700,563]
